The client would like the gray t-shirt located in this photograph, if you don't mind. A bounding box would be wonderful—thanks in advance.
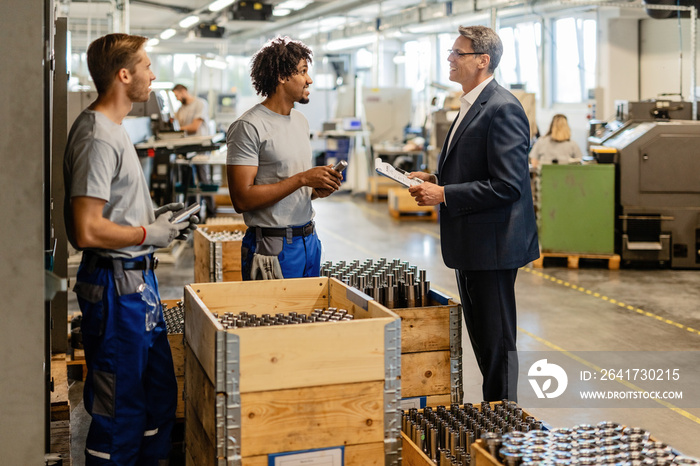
[176,97,210,136]
[530,135,583,165]
[64,109,155,259]
[226,103,314,228]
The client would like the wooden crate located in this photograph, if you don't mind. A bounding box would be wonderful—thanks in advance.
[184,277,402,465]
[388,188,438,221]
[193,222,247,283]
[50,353,72,466]
[162,299,186,420]
[395,290,463,408]
[366,175,396,202]
[402,402,540,466]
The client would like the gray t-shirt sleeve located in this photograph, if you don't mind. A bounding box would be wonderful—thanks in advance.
[226,120,260,166]
[70,138,117,202]
[194,99,208,122]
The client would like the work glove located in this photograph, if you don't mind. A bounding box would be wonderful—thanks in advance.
[176,214,199,241]
[142,213,189,248]
[250,253,284,280]
[154,202,199,240]
[154,202,184,218]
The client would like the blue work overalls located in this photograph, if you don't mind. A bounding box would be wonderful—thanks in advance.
[241,221,322,280]
[74,252,177,465]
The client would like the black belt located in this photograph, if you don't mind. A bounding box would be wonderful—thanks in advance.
[92,255,158,271]
[258,222,315,238]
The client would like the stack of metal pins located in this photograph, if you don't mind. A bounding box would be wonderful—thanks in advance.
[211,307,354,329]
[401,401,545,465]
[320,259,430,309]
[162,300,185,334]
[199,227,245,242]
[492,422,698,466]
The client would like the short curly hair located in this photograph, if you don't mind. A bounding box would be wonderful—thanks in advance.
[250,36,313,98]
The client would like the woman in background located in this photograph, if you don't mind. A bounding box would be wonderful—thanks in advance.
[530,114,583,167]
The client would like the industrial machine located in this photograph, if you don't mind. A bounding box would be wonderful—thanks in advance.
[598,120,700,268]
[588,99,694,147]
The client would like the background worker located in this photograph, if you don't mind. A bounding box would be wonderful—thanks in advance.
[530,113,584,168]
[172,83,214,218]
[64,33,197,465]
[172,84,210,136]
[226,36,342,280]
[408,25,539,401]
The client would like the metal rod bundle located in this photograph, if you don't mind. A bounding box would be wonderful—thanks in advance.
[199,227,246,242]
[320,258,430,309]
[162,300,185,334]
[400,401,544,465]
[210,307,354,329]
[403,402,698,466]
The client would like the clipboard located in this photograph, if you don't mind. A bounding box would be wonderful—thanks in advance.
[374,158,423,188]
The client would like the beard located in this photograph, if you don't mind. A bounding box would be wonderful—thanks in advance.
[298,97,309,104]
[127,75,151,103]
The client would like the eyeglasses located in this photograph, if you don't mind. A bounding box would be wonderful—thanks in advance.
[447,49,484,57]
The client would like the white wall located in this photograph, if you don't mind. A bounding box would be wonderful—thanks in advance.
[597,11,642,120]
[640,17,700,104]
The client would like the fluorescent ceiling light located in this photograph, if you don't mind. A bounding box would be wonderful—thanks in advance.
[273,8,292,16]
[160,28,177,40]
[179,15,200,28]
[276,0,312,11]
[146,38,160,47]
[324,34,376,52]
[317,16,347,32]
[208,0,235,12]
[204,59,228,70]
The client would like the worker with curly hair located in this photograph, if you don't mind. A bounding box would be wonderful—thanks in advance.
[226,36,343,280]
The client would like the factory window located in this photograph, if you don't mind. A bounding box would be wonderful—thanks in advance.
[498,22,541,99]
[224,55,255,97]
[403,38,432,131]
[152,54,174,83]
[173,54,198,88]
[436,33,458,89]
[553,17,597,103]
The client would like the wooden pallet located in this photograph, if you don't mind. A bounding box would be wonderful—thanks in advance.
[532,252,621,270]
[387,188,437,221]
[51,354,72,466]
[365,192,388,202]
[389,208,438,221]
[366,176,395,202]
[66,347,87,381]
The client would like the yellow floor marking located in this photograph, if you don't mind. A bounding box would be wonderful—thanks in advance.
[518,327,700,426]
[522,267,700,336]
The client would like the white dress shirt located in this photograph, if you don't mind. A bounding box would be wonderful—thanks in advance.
[446,76,494,151]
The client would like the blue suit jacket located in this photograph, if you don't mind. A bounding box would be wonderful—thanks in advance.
[436,79,539,271]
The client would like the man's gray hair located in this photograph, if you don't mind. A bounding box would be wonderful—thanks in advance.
[458,25,503,74]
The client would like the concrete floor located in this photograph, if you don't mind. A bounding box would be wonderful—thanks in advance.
[68,192,700,463]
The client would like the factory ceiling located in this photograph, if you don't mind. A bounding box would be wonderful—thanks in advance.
[60,0,637,55]
[62,0,429,54]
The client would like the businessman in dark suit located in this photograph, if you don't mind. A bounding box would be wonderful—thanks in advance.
[409,25,539,401]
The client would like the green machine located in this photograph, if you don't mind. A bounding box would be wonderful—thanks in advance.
[537,164,616,254]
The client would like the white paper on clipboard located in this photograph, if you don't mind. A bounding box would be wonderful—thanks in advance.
[374,158,423,188]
